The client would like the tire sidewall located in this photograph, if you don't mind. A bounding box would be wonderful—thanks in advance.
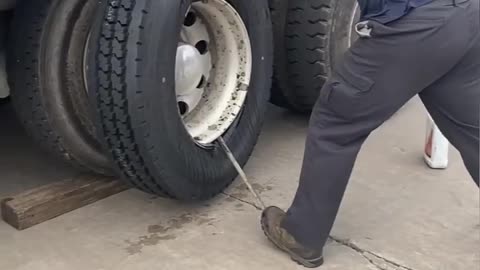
[42,0,111,173]
[9,0,111,174]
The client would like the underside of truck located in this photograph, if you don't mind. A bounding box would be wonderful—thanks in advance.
[0,0,359,200]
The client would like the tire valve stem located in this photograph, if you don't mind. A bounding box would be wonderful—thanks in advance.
[217,137,266,210]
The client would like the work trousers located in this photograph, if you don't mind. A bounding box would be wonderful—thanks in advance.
[283,0,480,250]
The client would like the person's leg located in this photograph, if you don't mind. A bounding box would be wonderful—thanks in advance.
[281,0,478,251]
[420,23,480,186]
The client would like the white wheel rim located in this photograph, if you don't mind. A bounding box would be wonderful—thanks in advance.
[347,2,361,48]
[83,31,91,94]
[175,0,252,145]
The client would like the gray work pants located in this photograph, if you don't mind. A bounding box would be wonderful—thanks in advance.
[283,0,480,250]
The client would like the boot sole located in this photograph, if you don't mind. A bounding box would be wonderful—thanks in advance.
[261,212,324,268]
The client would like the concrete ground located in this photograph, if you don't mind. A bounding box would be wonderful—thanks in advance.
[0,98,478,270]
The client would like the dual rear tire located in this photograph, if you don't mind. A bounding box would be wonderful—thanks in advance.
[8,0,273,200]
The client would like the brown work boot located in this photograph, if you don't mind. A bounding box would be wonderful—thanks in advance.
[261,206,324,268]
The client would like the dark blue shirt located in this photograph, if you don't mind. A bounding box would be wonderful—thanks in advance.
[358,0,434,23]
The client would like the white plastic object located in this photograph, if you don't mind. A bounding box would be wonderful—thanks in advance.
[424,114,449,169]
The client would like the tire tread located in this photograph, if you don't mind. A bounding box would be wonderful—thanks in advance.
[94,0,171,196]
[270,0,335,112]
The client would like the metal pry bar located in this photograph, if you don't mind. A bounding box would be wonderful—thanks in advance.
[217,137,266,210]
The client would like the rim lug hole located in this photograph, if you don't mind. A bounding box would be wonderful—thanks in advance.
[195,40,208,55]
[184,11,196,26]
[178,102,189,115]
[196,75,206,89]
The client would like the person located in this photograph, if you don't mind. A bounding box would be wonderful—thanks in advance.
[260,0,480,268]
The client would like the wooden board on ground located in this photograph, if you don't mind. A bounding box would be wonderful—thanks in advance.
[1,175,129,230]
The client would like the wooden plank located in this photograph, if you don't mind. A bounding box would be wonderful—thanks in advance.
[1,175,129,230]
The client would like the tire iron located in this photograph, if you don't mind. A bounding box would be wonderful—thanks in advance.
[217,137,266,210]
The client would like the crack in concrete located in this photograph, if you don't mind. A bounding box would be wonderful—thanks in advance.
[221,192,263,210]
[329,236,415,270]
[222,192,415,270]
[221,191,415,270]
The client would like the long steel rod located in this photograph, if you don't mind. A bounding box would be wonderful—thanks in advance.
[218,137,266,210]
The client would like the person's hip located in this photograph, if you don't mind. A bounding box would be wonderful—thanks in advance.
[355,0,478,38]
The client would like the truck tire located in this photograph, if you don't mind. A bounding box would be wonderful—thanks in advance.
[89,0,273,200]
[270,0,360,112]
[7,0,112,174]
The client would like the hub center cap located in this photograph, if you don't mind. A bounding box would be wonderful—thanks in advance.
[175,43,204,94]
